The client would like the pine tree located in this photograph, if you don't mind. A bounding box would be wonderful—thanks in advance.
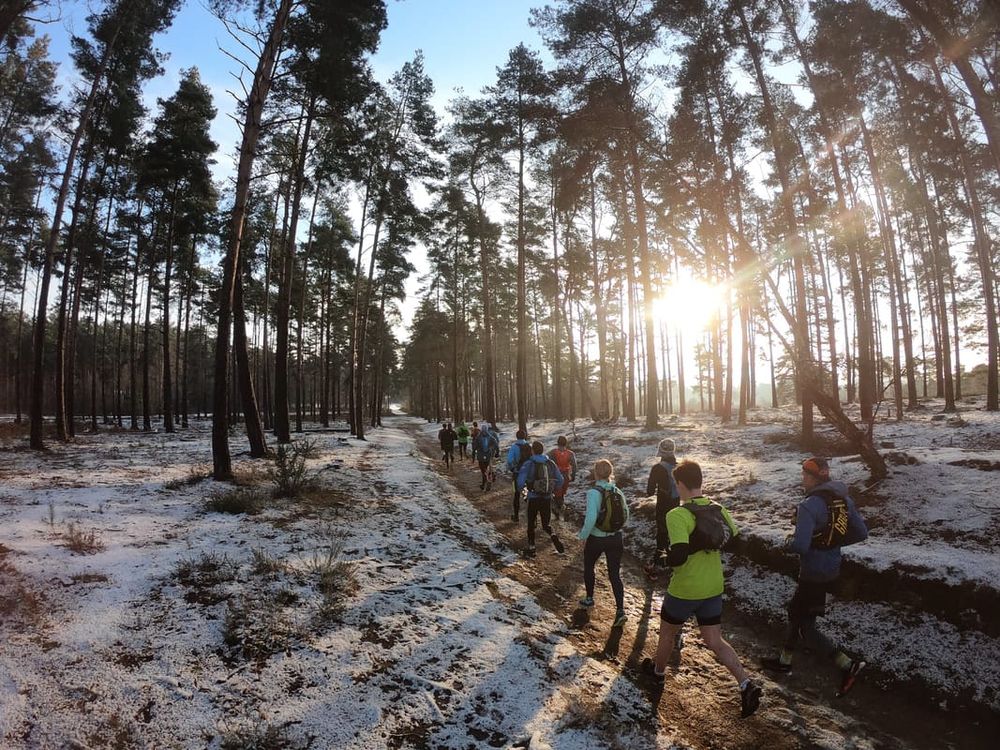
[141,68,218,434]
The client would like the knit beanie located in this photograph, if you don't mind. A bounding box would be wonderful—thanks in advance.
[802,456,831,479]
[657,438,676,459]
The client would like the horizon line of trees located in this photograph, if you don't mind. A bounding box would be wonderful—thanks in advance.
[397,0,999,482]
[1,0,998,483]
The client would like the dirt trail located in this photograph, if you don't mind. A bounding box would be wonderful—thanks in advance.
[406,420,998,750]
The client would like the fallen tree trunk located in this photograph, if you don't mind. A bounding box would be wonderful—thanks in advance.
[759,285,887,481]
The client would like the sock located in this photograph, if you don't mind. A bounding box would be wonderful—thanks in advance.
[779,649,793,666]
[739,678,750,691]
[834,651,852,671]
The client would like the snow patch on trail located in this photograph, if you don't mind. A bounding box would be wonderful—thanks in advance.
[0,419,676,748]
[445,402,1000,713]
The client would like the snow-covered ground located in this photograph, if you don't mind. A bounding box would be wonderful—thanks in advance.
[2,400,999,748]
[469,397,1000,714]
[0,419,670,749]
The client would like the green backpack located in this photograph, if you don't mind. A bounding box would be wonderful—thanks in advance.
[530,460,555,496]
[595,486,626,533]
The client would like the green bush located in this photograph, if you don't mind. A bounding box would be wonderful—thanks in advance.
[269,443,314,499]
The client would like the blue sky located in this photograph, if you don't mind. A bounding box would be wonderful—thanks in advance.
[34,0,553,335]
[41,0,551,179]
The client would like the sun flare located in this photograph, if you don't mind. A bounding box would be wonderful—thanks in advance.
[653,278,728,331]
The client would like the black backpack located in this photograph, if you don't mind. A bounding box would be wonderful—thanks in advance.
[530,460,555,496]
[595,486,626,533]
[684,502,732,552]
[809,489,850,549]
[517,442,532,469]
[475,433,491,456]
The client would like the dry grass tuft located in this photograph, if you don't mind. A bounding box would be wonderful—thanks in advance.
[206,487,267,515]
[62,522,106,554]
[164,466,210,490]
[250,547,287,578]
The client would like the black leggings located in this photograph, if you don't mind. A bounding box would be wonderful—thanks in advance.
[783,580,837,658]
[527,495,553,545]
[583,533,624,609]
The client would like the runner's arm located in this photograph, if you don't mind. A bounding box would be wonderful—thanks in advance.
[665,508,692,566]
[516,461,529,493]
[787,497,820,555]
[577,488,600,540]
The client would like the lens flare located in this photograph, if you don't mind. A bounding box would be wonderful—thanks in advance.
[653,278,728,331]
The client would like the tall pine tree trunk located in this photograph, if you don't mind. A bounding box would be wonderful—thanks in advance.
[738,4,811,438]
[212,0,292,480]
[275,96,316,443]
[234,262,267,457]
[29,22,122,449]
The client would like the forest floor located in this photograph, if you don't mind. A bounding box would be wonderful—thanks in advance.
[0,402,997,749]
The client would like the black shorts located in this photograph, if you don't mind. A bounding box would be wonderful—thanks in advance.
[789,580,831,619]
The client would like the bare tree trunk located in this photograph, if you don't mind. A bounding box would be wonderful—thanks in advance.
[234,262,267,457]
[161,189,179,433]
[295,190,319,433]
[473,189,497,423]
[929,57,999,409]
[29,23,122,449]
[737,4,811,439]
[212,0,293,480]
[55,143,98,440]
[275,96,316,443]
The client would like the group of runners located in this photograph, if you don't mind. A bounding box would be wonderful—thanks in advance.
[434,422,870,719]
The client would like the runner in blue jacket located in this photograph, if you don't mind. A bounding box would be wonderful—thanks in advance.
[515,441,565,556]
[762,457,869,697]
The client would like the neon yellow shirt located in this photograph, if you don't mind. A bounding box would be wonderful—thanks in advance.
[665,497,739,600]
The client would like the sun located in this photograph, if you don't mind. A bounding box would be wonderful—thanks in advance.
[653,278,728,331]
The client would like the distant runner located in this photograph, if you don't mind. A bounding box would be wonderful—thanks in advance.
[515,441,565,557]
[456,421,471,460]
[470,421,481,464]
[644,438,680,578]
[577,459,628,628]
[547,436,577,520]
[641,460,762,719]
[472,425,499,490]
[438,422,458,469]
[761,457,869,697]
[506,429,532,522]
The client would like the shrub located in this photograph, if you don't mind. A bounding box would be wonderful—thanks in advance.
[250,547,287,578]
[219,719,296,750]
[63,522,106,554]
[303,534,358,623]
[269,443,314,499]
[164,468,208,491]
[174,551,237,589]
[291,437,320,459]
[223,591,298,660]
[206,487,266,515]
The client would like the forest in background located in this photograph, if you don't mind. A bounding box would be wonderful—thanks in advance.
[0,0,997,481]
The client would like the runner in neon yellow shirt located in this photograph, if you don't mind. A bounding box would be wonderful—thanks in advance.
[641,460,762,719]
